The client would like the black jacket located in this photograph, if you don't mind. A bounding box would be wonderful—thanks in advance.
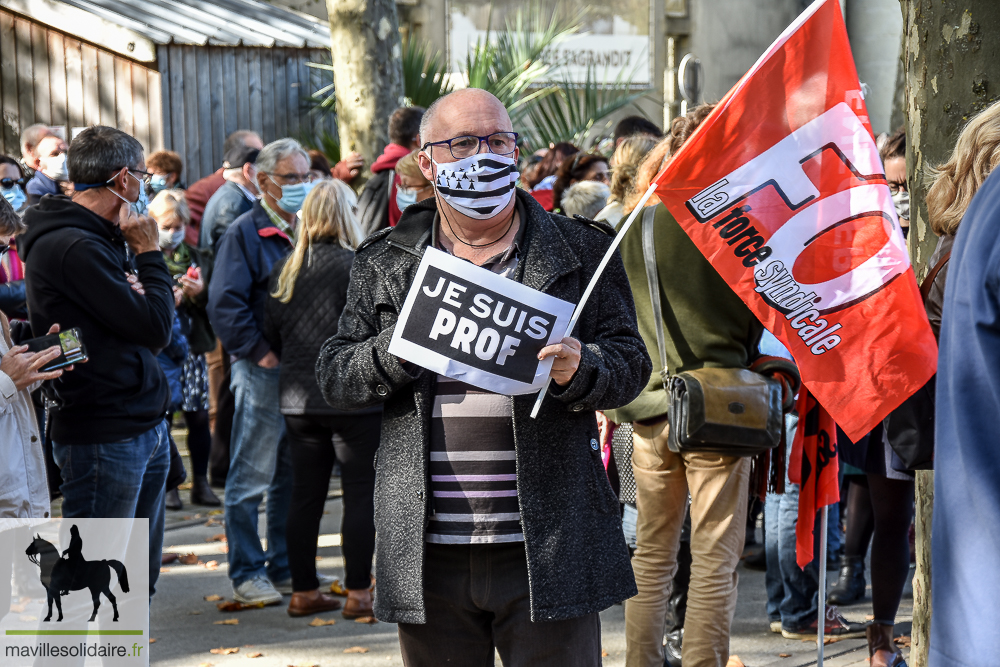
[263,239,378,416]
[316,189,651,623]
[20,195,173,444]
[199,180,254,255]
[356,169,391,236]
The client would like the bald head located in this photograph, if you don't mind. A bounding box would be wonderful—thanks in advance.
[419,89,513,147]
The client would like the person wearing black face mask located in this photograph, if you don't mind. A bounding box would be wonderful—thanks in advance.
[18,125,174,603]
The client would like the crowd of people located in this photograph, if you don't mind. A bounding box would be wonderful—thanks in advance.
[0,85,998,667]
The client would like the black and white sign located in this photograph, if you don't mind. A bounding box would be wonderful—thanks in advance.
[389,247,574,395]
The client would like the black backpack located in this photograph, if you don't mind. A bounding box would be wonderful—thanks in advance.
[356,169,393,236]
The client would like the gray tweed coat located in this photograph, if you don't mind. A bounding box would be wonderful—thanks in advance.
[316,189,651,624]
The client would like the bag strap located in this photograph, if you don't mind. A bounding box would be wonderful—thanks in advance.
[919,251,952,303]
[641,206,669,391]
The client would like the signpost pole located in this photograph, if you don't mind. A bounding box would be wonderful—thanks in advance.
[530,182,659,418]
[817,504,829,666]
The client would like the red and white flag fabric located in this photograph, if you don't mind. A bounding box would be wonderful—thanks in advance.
[651,0,937,443]
[788,391,839,567]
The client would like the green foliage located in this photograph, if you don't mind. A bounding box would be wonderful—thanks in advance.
[402,38,453,108]
[298,128,341,167]
[527,65,650,150]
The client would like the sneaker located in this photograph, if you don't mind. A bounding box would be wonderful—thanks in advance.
[770,620,782,634]
[781,605,866,640]
[273,573,336,596]
[233,576,283,606]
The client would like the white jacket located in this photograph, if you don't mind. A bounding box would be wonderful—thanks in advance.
[0,313,49,521]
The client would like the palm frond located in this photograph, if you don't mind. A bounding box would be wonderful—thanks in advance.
[402,37,453,108]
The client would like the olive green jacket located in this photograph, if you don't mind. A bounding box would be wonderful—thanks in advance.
[606,204,763,424]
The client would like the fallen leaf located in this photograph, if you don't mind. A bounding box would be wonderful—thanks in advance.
[308,617,337,627]
[204,594,224,602]
[207,534,227,543]
[866,614,875,621]
[19,615,37,622]
[246,652,263,659]
[197,663,212,667]
[204,560,219,570]
[601,650,609,657]
[9,603,26,613]
[343,647,369,654]
[179,553,201,565]
[779,654,791,659]
[209,647,239,655]
[149,639,157,644]
[188,611,202,615]
[208,509,224,516]
[354,616,377,624]
[178,482,193,490]
[243,645,255,648]
[895,635,912,648]
[214,618,239,625]
[160,567,171,573]
[216,600,265,612]
[205,518,221,527]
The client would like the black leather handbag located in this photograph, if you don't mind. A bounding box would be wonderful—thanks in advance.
[640,207,783,457]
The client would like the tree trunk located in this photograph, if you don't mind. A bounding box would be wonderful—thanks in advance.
[899,2,1000,665]
[326,0,404,170]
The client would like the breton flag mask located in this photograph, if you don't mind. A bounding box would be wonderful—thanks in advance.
[432,153,520,220]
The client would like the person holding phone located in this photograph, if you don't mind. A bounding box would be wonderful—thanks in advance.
[19,125,175,601]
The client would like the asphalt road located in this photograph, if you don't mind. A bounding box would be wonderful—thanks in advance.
[147,485,911,667]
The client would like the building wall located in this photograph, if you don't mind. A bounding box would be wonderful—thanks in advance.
[158,44,333,184]
[0,7,162,157]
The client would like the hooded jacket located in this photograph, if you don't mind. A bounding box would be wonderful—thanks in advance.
[316,189,650,623]
[357,143,411,233]
[20,195,174,445]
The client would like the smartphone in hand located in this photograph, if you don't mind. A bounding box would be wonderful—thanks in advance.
[23,327,88,372]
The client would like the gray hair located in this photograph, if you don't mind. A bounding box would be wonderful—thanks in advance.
[561,181,610,220]
[256,138,309,174]
[0,196,27,237]
[20,124,53,158]
[67,126,144,186]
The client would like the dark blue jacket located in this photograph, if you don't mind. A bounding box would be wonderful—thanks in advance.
[207,201,293,363]
[932,169,1000,666]
[199,180,254,254]
[157,314,189,411]
[25,172,59,205]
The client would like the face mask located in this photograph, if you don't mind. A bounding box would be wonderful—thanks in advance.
[271,179,316,214]
[430,153,519,219]
[892,189,909,222]
[159,228,185,250]
[107,172,149,216]
[396,187,419,213]
[149,174,169,193]
[41,153,69,182]
[1,185,26,211]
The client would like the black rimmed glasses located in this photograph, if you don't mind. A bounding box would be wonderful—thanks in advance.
[0,177,26,189]
[422,132,519,160]
[129,169,153,184]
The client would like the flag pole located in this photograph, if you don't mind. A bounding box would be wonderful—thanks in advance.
[817,504,829,666]
[530,182,660,419]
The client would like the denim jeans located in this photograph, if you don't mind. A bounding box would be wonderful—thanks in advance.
[225,359,292,587]
[53,420,170,599]
[764,413,828,629]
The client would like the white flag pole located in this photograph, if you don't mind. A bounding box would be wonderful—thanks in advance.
[817,504,829,666]
[530,182,660,419]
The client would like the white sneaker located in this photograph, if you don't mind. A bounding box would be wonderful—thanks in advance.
[233,576,282,606]
[272,573,336,596]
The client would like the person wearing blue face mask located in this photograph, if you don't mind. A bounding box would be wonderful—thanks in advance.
[0,157,28,215]
[393,150,434,214]
[207,137,317,607]
[146,150,184,196]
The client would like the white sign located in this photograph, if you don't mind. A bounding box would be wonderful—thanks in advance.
[388,247,574,395]
[2,518,150,666]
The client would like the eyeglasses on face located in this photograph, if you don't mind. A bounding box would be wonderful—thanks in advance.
[422,132,519,160]
[0,177,26,189]
[268,172,312,184]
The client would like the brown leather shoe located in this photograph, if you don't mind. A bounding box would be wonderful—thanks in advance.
[286,590,342,617]
[341,590,374,619]
[867,623,908,667]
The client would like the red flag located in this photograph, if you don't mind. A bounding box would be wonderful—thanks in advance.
[651,0,937,442]
[788,391,839,568]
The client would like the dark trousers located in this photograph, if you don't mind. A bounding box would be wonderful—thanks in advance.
[398,542,602,667]
[284,412,380,591]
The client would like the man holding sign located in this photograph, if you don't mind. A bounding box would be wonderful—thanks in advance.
[317,89,650,665]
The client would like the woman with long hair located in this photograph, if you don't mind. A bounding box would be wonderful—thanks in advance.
[596,134,658,227]
[263,179,381,619]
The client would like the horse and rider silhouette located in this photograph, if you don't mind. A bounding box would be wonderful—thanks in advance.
[25,525,130,622]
